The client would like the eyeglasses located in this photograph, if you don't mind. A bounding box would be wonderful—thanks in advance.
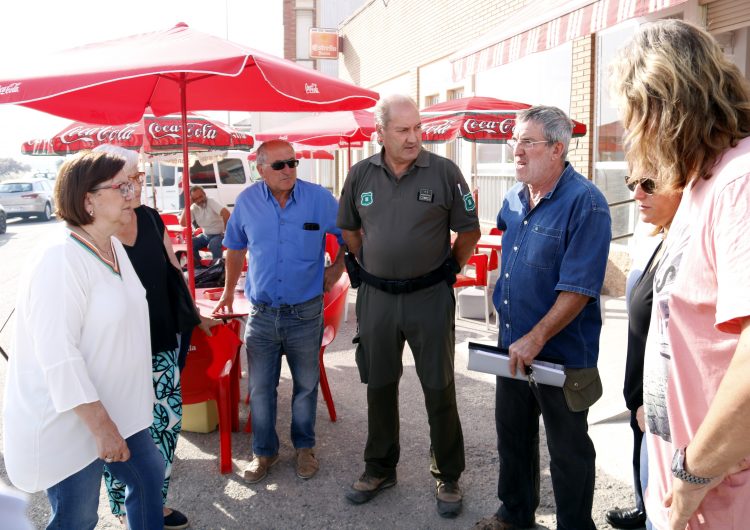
[507,138,550,151]
[625,177,656,194]
[129,172,145,184]
[91,181,136,199]
[264,158,299,170]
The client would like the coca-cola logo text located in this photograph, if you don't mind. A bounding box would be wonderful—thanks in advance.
[305,83,320,94]
[422,119,457,136]
[0,82,21,95]
[59,124,139,145]
[148,121,220,142]
[462,118,515,135]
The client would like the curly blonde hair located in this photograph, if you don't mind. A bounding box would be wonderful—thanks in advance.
[610,20,750,191]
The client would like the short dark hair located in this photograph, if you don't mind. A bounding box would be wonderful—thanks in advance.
[54,151,126,226]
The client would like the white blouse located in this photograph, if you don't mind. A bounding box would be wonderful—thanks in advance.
[3,226,154,493]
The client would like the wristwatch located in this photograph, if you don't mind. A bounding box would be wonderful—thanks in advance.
[671,447,714,485]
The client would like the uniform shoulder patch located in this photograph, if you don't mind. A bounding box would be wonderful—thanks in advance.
[360,191,373,206]
[463,192,476,212]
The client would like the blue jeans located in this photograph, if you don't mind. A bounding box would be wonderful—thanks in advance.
[245,296,324,456]
[46,429,164,530]
[193,232,223,262]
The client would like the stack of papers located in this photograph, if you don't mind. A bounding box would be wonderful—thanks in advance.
[467,342,566,387]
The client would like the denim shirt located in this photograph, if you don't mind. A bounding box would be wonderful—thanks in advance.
[223,179,342,307]
[492,163,611,367]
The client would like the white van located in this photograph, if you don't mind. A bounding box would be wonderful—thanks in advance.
[142,150,259,212]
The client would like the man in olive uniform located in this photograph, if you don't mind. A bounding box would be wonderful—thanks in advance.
[337,94,481,518]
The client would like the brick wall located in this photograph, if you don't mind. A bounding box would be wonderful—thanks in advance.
[339,0,528,99]
[568,35,596,180]
[284,0,296,60]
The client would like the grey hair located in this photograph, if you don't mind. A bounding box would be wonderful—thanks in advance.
[374,94,418,129]
[92,144,140,176]
[516,106,574,159]
[255,139,294,166]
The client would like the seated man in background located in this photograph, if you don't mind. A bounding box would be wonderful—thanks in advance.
[180,185,230,265]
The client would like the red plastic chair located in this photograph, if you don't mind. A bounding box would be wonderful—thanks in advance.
[181,320,243,474]
[454,253,491,330]
[486,227,503,277]
[318,272,350,422]
[244,273,350,431]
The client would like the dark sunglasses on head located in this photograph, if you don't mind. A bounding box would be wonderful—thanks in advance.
[625,176,656,194]
[267,158,299,170]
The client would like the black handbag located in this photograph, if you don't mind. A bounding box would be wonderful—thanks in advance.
[146,209,201,333]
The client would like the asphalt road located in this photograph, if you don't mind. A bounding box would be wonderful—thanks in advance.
[0,217,640,529]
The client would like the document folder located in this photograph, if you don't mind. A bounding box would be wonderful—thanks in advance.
[467,342,566,387]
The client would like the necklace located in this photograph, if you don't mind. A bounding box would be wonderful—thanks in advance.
[77,226,115,262]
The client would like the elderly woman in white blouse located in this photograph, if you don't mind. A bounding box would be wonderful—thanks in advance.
[2,151,163,529]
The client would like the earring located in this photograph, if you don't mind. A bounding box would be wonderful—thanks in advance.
[88,210,94,217]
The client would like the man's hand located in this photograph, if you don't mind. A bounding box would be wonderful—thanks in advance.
[213,289,235,316]
[324,261,345,292]
[508,331,545,377]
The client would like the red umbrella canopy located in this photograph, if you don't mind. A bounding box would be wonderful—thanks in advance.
[0,23,379,123]
[420,96,587,143]
[21,112,254,156]
[255,109,375,148]
[247,149,334,161]
[0,22,378,294]
[296,149,334,160]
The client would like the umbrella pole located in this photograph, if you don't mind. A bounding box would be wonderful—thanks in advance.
[180,74,197,297]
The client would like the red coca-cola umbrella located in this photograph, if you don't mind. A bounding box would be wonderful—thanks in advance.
[256,109,375,169]
[0,22,378,294]
[420,96,587,143]
[21,111,253,156]
[247,148,334,161]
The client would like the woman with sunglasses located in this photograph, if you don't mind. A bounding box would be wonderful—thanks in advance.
[612,20,750,530]
[3,151,164,529]
[94,144,217,530]
[606,176,681,530]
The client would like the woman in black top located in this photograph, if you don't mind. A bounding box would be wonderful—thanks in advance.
[98,145,216,530]
[605,177,681,530]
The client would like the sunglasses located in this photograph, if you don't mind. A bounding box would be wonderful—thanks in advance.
[91,181,136,199]
[265,158,299,171]
[625,177,656,194]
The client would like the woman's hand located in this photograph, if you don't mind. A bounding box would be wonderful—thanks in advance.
[198,313,222,336]
[73,401,130,462]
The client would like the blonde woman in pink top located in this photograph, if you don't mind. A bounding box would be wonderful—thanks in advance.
[611,20,750,530]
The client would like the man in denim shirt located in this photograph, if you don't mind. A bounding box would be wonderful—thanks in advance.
[475,107,611,530]
[213,140,345,484]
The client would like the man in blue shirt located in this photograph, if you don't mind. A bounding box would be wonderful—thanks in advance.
[475,107,610,530]
[213,140,344,484]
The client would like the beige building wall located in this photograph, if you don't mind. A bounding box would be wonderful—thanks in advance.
[339,0,528,101]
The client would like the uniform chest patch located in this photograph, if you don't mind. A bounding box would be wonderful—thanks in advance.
[360,191,374,206]
[463,192,476,212]
[417,188,434,203]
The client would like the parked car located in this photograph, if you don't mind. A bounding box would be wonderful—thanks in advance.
[0,203,6,234]
[0,178,55,221]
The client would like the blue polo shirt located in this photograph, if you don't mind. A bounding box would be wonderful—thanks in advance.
[492,163,611,368]
[223,179,342,307]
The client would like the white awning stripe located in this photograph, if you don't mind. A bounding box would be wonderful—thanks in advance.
[451,0,688,81]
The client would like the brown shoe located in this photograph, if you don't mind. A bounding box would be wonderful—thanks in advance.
[436,480,463,518]
[345,471,397,504]
[473,514,523,530]
[295,448,319,479]
[242,454,279,484]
